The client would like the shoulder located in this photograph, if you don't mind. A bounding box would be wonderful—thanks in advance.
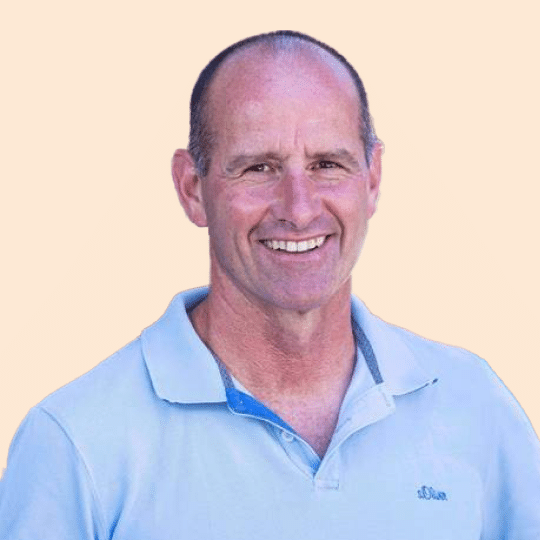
[385,320,486,374]
[374,311,538,438]
[36,337,154,440]
[354,296,532,421]
[390,322,507,393]
[363,302,493,381]
[39,337,145,409]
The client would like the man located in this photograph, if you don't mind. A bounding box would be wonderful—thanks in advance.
[1,31,539,539]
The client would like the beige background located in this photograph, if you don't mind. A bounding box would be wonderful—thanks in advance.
[1,0,539,468]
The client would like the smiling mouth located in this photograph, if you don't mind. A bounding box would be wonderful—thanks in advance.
[260,235,328,253]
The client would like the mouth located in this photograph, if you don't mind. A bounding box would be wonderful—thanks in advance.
[259,235,329,253]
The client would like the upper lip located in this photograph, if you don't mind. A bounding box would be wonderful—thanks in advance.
[258,233,330,242]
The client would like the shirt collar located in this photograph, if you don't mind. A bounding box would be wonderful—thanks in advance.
[141,287,227,404]
[351,296,437,396]
[141,287,436,404]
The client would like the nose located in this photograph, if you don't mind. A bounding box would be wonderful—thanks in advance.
[273,169,322,229]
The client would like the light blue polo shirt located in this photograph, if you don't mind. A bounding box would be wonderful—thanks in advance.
[1,287,539,539]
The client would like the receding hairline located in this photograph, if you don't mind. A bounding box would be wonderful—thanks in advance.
[206,40,359,109]
[202,41,363,157]
[213,38,355,85]
[188,31,379,175]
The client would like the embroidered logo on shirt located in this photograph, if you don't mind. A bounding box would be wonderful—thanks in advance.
[417,485,448,501]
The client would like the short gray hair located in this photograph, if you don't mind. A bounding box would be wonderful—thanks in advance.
[188,31,380,176]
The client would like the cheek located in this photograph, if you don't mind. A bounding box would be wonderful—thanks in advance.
[223,187,272,225]
[326,182,370,227]
[206,188,270,247]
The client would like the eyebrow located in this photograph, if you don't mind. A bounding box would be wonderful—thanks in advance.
[224,148,361,175]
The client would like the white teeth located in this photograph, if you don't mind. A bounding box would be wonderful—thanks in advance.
[262,235,327,253]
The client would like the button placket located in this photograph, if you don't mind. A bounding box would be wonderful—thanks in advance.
[325,384,396,465]
[315,451,340,490]
[275,426,320,478]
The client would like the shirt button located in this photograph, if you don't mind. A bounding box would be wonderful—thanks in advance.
[281,430,294,442]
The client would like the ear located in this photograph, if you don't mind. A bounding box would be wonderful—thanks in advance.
[366,142,383,219]
[171,149,208,227]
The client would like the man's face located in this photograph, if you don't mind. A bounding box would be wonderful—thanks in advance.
[197,47,381,313]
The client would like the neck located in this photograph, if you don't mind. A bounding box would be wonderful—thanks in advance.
[190,280,356,399]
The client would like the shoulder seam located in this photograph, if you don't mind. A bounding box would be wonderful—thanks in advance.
[36,405,108,539]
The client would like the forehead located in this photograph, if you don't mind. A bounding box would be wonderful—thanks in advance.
[206,44,361,150]
[212,43,357,96]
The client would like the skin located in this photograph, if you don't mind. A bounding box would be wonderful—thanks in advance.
[172,45,382,456]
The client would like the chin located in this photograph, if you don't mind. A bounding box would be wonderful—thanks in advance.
[257,287,336,314]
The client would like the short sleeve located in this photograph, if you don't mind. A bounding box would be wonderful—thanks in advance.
[480,369,540,540]
[0,406,106,540]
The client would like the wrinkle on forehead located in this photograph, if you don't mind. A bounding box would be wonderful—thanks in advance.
[207,43,359,124]
[217,101,361,162]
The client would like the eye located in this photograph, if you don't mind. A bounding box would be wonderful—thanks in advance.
[245,163,271,173]
[313,160,342,170]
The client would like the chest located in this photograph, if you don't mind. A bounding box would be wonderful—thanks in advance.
[105,389,486,540]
